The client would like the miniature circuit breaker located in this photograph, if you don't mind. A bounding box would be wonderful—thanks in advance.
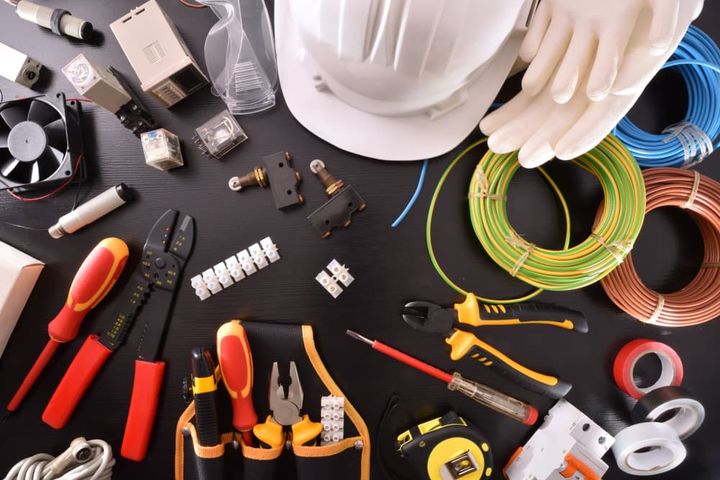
[141,128,184,171]
[190,237,280,301]
[192,110,247,159]
[504,400,615,480]
[320,396,345,445]
[316,259,354,298]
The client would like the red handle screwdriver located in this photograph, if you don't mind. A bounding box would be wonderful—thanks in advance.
[217,320,257,445]
[346,330,538,425]
[7,237,129,412]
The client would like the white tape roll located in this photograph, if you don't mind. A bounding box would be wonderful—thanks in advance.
[612,422,686,476]
[632,387,705,440]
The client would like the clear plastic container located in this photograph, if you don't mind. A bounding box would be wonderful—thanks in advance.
[199,0,278,114]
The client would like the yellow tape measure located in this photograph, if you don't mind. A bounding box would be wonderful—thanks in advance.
[397,412,492,480]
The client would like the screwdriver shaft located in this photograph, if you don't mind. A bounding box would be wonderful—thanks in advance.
[346,330,537,425]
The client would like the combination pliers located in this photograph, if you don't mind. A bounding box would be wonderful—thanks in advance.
[402,294,588,398]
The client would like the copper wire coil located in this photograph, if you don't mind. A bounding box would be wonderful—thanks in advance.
[601,167,720,327]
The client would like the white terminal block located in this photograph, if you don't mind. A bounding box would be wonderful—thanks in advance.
[237,249,257,276]
[316,259,353,298]
[190,237,280,300]
[260,237,280,263]
[225,255,245,281]
[214,262,233,288]
[504,399,615,480]
[191,274,211,301]
[320,396,345,445]
[316,271,342,299]
[202,269,222,295]
[249,243,268,269]
[327,259,354,287]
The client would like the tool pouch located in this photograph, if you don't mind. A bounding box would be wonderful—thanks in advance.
[175,322,371,480]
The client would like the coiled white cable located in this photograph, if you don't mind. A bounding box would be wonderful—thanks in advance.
[3,438,115,480]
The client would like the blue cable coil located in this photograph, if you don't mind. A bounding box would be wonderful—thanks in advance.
[614,25,720,168]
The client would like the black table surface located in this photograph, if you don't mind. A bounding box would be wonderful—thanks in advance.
[1,2,720,479]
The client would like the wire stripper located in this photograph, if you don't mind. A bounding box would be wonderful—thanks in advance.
[402,293,588,398]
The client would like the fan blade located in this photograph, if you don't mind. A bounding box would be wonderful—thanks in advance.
[0,130,8,149]
[48,146,65,165]
[30,160,40,183]
[2,158,31,183]
[0,104,30,128]
[44,119,67,152]
[37,147,63,180]
[28,99,60,126]
[0,149,17,175]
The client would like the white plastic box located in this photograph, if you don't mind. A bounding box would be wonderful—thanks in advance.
[0,241,44,358]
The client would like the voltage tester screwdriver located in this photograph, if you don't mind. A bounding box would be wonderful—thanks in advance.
[346,330,538,425]
[7,237,129,412]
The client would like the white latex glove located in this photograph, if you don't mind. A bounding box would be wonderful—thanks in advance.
[480,0,703,168]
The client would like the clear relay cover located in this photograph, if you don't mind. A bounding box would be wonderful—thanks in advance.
[192,110,247,159]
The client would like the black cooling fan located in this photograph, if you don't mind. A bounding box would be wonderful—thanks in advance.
[0,94,82,191]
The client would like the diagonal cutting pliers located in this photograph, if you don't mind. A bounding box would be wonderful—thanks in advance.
[402,293,588,399]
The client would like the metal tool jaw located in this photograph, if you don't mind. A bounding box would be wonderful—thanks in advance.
[269,361,304,426]
[402,301,458,336]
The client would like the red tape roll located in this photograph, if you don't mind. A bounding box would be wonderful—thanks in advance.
[613,339,684,399]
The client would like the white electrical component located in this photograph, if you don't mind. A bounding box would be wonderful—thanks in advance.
[316,271,342,299]
[260,237,280,263]
[110,0,208,107]
[327,260,354,287]
[320,396,345,445]
[191,275,211,301]
[62,54,131,113]
[0,41,42,89]
[248,243,268,269]
[225,256,245,282]
[316,259,353,298]
[504,399,614,480]
[237,249,257,276]
[213,263,233,288]
[202,269,222,295]
[141,128,184,171]
[190,237,280,300]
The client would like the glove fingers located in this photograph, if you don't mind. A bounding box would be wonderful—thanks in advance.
[555,94,639,160]
[519,96,589,168]
[586,22,635,101]
[487,94,556,154]
[479,92,533,136]
[550,27,596,104]
[521,14,573,96]
[646,0,680,53]
[613,0,701,94]
[519,0,552,62]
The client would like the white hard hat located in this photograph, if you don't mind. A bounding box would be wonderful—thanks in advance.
[275,0,534,161]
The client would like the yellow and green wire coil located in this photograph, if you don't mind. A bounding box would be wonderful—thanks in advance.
[428,134,646,296]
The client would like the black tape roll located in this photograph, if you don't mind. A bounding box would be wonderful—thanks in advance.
[632,386,705,440]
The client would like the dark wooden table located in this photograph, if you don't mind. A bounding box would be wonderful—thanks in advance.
[1,2,719,479]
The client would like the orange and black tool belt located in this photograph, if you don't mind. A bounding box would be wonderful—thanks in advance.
[175,322,371,480]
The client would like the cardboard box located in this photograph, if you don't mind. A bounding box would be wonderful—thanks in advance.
[0,241,44,358]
